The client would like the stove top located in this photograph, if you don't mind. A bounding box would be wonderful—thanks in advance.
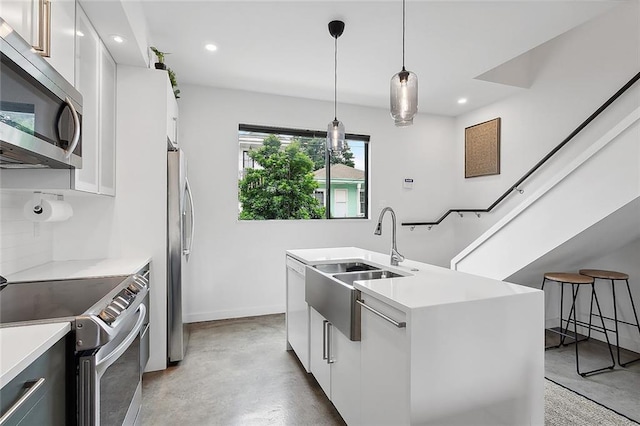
[0,276,127,325]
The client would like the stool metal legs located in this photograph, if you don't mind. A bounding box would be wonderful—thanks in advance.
[542,278,615,376]
[602,279,640,367]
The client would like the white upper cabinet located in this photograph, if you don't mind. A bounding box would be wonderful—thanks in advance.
[74,5,115,196]
[167,82,179,146]
[99,44,116,195]
[45,0,76,84]
[0,0,76,84]
[74,6,99,193]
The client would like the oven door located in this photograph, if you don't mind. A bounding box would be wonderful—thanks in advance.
[78,304,145,426]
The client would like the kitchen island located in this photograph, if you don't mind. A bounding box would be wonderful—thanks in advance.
[286,247,544,426]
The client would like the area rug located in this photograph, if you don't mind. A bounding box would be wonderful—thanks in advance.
[545,379,639,425]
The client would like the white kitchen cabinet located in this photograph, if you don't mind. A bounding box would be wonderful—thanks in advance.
[74,6,99,193]
[45,0,76,84]
[360,288,544,425]
[74,5,115,195]
[0,0,76,84]
[309,307,331,396]
[285,256,310,372]
[309,307,361,426]
[360,294,410,425]
[98,40,116,195]
[167,83,179,145]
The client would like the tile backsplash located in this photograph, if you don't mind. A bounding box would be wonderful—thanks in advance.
[0,192,54,277]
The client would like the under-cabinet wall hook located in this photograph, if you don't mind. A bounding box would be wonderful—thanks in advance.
[475,212,481,218]
[410,226,416,231]
[458,212,464,218]
[427,225,433,231]
[515,187,524,194]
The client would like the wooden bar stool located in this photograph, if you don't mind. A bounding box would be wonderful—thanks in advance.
[541,272,615,376]
[579,269,640,367]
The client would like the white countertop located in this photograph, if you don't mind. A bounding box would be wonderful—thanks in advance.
[5,257,151,283]
[0,322,71,388]
[286,247,540,312]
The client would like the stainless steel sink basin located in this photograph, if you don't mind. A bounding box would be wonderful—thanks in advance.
[305,264,410,341]
[332,270,404,285]
[314,262,380,273]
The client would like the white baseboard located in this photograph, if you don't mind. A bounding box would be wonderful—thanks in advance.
[184,304,285,323]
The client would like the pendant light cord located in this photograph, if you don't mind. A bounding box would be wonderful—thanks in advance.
[334,35,338,121]
[402,0,406,71]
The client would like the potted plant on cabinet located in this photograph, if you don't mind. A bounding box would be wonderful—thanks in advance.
[150,46,169,70]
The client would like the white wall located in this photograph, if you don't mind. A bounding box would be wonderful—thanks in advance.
[0,192,54,276]
[450,1,640,255]
[177,86,457,322]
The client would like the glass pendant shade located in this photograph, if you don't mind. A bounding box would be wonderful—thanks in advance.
[327,119,345,152]
[390,69,418,127]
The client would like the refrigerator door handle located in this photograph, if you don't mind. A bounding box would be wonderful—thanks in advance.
[183,177,195,259]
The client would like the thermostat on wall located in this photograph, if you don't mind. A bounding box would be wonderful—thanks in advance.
[403,178,414,189]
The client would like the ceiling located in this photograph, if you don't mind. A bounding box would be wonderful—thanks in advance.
[84,1,620,116]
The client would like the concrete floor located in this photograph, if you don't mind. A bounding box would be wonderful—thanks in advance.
[544,330,640,422]
[142,314,640,425]
[141,314,345,425]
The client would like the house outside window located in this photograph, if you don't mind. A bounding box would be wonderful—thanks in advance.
[237,124,369,220]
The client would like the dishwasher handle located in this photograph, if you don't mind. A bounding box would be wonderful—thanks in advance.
[356,299,406,328]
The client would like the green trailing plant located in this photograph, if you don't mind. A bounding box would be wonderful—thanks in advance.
[167,68,180,99]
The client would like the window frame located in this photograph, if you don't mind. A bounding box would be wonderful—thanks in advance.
[238,124,370,220]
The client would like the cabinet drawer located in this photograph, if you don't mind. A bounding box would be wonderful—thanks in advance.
[0,336,69,426]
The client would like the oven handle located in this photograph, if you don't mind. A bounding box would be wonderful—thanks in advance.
[95,304,146,377]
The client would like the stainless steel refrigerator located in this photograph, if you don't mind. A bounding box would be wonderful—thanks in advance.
[167,147,194,363]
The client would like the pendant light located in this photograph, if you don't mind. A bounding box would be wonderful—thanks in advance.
[328,20,345,152]
[390,0,418,126]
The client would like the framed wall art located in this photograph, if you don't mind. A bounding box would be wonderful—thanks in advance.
[465,117,501,178]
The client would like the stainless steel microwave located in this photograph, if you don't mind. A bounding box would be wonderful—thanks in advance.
[0,18,82,169]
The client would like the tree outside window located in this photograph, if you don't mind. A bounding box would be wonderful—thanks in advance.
[238,125,369,220]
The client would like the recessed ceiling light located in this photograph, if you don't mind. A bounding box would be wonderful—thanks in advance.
[76,30,85,37]
[112,35,125,44]
[457,98,468,104]
[205,43,217,52]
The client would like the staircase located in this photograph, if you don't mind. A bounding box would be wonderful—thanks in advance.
[451,107,640,281]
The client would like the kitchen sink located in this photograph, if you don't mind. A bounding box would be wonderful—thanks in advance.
[332,270,405,286]
[314,262,380,273]
[305,263,411,341]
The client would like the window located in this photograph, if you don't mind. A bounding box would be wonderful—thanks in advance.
[242,150,254,169]
[238,124,369,220]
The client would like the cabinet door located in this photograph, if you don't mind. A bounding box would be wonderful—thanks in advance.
[330,326,361,426]
[45,0,76,84]
[360,294,410,425]
[166,82,178,145]
[98,43,116,195]
[0,0,39,49]
[309,307,331,398]
[286,257,309,372]
[74,6,99,193]
[0,337,68,426]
